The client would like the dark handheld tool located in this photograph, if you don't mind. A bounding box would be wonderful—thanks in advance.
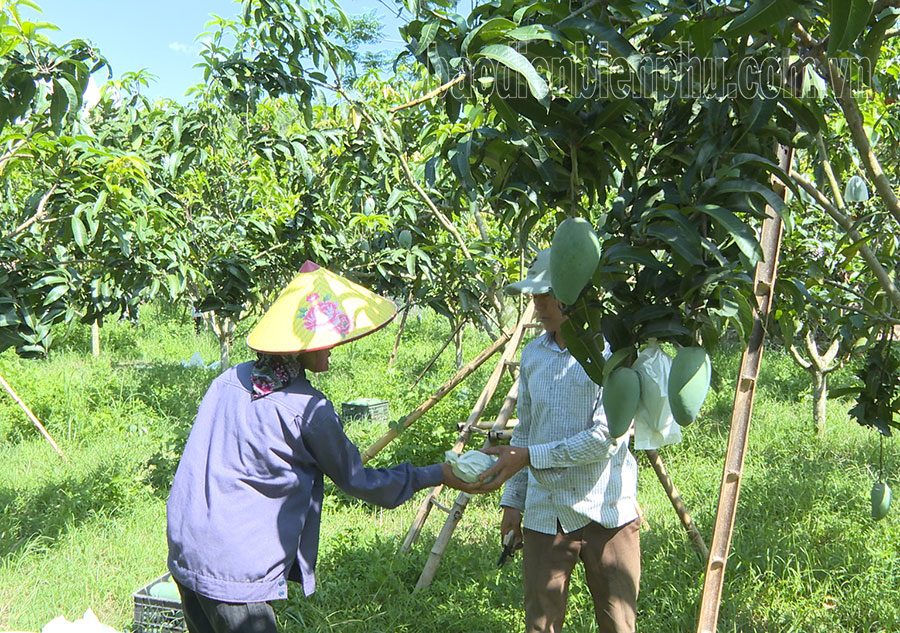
[497,530,518,568]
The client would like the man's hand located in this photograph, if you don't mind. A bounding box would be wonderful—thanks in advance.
[500,506,524,552]
[439,462,483,493]
[467,445,530,493]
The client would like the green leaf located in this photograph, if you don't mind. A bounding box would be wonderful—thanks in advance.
[637,318,692,339]
[506,24,564,44]
[646,225,704,267]
[829,0,873,54]
[741,96,778,137]
[461,17,516,54]
[829,0,853,53]
[385,188,404,211]
[475,44,549,106]
[731,152,802,199]
[557,17,639,68]
[43,285,68,305]
[602,243,666,270]
[561,319,605,385]
[688,17,725,58]
[414,20,440,55]
[725,0,797,37]
[172,115,183,147]
[778,95,824,135]
[688,204,763,264]
[602,347,633,382]
[711,179,786,217]
[861,12,899,76]
[449,137,477,195]
[71,215,88,250]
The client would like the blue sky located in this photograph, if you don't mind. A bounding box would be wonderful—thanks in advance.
[29,0,407,102]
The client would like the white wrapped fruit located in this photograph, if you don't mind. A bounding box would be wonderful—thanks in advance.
[445,449,497,483]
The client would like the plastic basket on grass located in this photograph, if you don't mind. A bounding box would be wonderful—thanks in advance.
[132,573,185,633]
[341,398,389,424]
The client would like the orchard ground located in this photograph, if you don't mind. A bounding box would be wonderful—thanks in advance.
[1,302,898,633]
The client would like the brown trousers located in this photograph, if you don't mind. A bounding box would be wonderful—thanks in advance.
[522,519,640,633]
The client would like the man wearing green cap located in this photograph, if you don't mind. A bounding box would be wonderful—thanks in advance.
[477,249,641,633]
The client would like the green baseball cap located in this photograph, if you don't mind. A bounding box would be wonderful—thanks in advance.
[504,248,553,296]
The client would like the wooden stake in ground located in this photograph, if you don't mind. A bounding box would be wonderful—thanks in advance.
[0,372,67,461]
[695,139,794,633]
[642,449,708,562]
[410,321,466,390]
[414,377,521,592]
[388,289,414,368]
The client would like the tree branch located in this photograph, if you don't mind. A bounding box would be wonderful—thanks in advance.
[389,73,467,113]
[789,341,813,370]
[820,336,841,369]
[7,184,58,240]
[791,171,900,312]
[824,59,900,226]
[0,136,35,175]
[333,85,474,260]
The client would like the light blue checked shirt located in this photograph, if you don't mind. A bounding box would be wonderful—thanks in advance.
[500,331,639,534]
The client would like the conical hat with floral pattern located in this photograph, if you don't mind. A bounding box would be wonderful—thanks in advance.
[246,261,397,353]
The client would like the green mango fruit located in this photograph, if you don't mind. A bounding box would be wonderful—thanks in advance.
[398,229,412,248]
[871,481,892,521]
[603,367,641,438]
[550,217,602,305]
[668,347,711,426]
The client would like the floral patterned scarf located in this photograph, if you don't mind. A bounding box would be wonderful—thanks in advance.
[250,353,306,401]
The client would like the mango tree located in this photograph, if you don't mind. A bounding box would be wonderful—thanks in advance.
[395,0,900,627]
[0,2,188,357]
[198,3,519,366]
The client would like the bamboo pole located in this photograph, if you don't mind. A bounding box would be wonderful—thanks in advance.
[414,378,521,591]
[401,306,534,551]
[389,290,414,368]
[0,372,67,461]
[643,449,709,562]
[696,140,793,633]
[361,324,514,464]
[410,321,465,390]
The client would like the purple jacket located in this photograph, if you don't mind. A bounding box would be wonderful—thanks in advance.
[166,362,442,602]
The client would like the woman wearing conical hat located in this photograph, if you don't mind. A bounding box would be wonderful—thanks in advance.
[166,262,477,633]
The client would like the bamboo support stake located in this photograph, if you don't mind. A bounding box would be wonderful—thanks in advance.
[410,321,465,390]
[414,378,521,591]
[401,306,534,551]
[389,290,414,368]
[696,141,793,633]
[361,325,514,464]
[401,484,446,552]
[643,449,709,562]
[0,372,67,461]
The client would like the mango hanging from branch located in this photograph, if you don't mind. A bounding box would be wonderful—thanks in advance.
[603,366,641,438]
[550,218,601,305]
[871,481,891,521]
[668,347,711,426]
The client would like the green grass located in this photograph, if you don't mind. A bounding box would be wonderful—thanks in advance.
[1,305,898,632]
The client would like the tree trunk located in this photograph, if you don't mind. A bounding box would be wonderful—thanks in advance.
[211,313,235,371]
[91,321,100,357]
[811,369,828,438]
[454,321,464,370]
